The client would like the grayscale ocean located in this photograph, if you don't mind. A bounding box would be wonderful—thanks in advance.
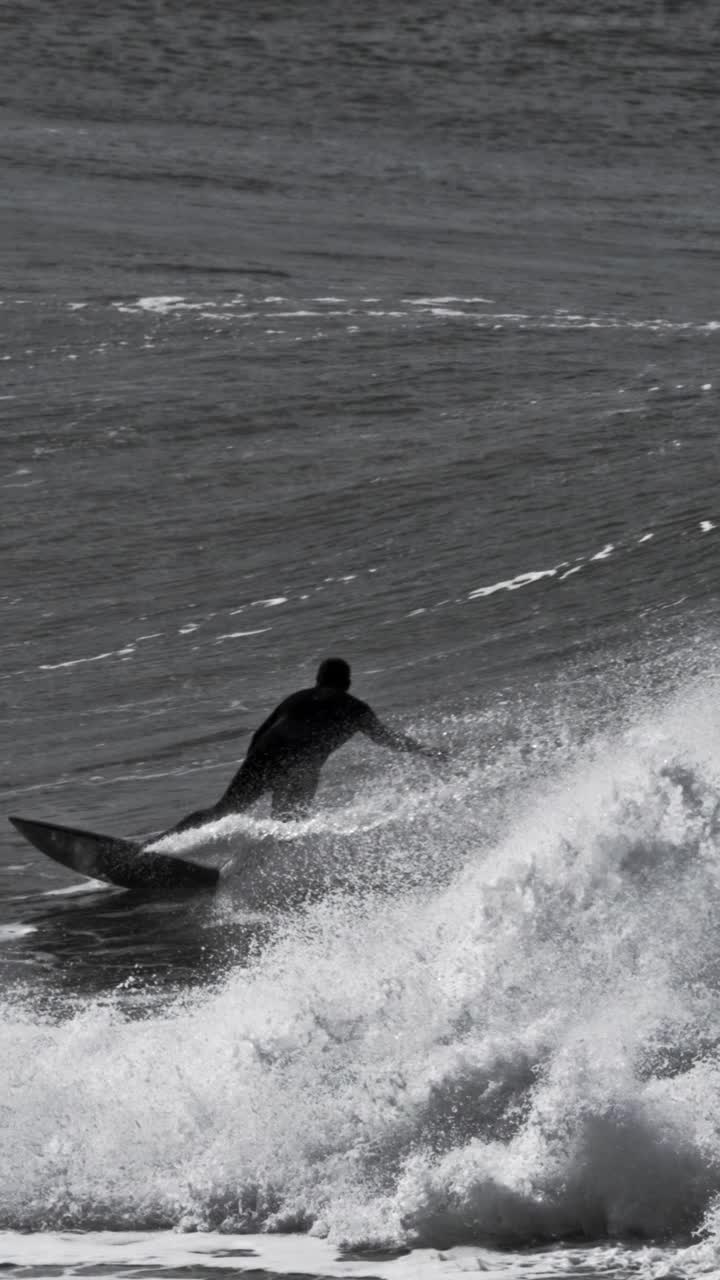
[3,2,720,1277]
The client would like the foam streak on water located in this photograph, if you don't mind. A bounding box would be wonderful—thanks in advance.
[4,679,720,1277]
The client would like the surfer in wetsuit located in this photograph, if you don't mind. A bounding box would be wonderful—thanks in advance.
[169,657,447,831]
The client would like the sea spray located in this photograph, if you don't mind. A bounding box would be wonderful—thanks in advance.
[4,680,720,1257]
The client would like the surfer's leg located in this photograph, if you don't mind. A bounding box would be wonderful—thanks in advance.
[163,757,271,836]
[270,768,320,821]
[218,754,272,810]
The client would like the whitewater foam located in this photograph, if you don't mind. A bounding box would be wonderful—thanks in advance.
[0,1229,695,1278]
[4,680,720,1265]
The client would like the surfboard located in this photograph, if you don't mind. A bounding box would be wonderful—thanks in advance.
[8,816,220,892]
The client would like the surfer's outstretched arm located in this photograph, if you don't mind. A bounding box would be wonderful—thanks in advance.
[359,709,448,761]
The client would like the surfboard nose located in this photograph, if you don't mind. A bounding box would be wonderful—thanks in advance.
[9,815,41,842]
[9,814,220,891]
[9,815,108,877]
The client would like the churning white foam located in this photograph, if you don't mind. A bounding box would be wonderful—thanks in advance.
[4,678,720,1267]
[0,1229,693,1279]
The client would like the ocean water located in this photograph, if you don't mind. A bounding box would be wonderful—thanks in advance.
[3,1,720,1276]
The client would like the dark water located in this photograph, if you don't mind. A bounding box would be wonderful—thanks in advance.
[2,2,720,1276]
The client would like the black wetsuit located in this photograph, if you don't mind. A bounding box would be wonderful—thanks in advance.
[170,684,432,831]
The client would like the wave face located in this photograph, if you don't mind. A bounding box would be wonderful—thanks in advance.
[4,671,720,1261]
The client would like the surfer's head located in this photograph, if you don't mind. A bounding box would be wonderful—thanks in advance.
[316,657,351,691]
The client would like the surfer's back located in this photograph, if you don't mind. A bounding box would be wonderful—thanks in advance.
[249,685,373,765]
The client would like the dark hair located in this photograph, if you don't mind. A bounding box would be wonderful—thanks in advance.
[316,657,351,690]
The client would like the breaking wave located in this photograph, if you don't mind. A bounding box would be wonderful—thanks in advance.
[4,667,720,1269]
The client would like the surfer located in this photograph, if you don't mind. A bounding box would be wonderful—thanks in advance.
[168,657,447,831]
